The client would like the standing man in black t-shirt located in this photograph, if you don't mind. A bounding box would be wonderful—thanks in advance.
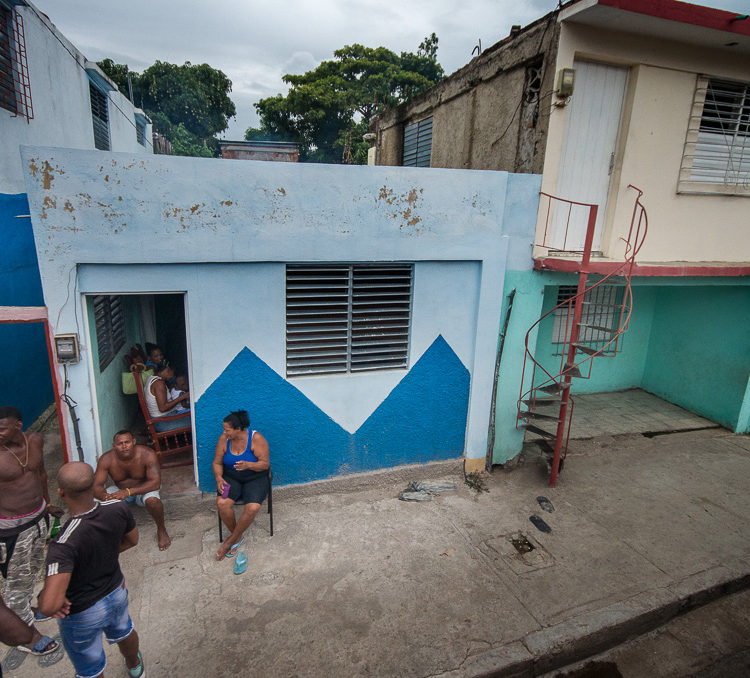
[37,462,146,678]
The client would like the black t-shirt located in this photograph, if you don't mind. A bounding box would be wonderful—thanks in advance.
[46,499,136,614]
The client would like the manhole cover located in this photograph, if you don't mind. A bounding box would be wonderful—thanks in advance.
[484,531,554,574]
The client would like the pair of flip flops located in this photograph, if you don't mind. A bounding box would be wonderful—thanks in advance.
[3,635,64,671]
[225,537,244,558]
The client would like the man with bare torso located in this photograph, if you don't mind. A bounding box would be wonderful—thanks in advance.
[0,406,63,657]
[93,430,171,551]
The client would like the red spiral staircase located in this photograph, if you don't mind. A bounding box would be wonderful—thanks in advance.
[516,186,648,486]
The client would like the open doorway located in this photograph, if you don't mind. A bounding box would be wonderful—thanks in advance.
[84,292,197,494]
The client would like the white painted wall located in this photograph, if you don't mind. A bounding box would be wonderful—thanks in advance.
[0,3,151,193]
[22,148,542,468]
[540,21,750,264]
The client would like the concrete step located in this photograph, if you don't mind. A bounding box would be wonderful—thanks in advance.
[448,564,750,677]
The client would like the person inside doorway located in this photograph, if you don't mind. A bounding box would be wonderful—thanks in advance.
[144,364,190,432]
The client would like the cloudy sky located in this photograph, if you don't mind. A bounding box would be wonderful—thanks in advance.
[30,0,748,140]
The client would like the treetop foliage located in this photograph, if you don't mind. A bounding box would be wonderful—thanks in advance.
[251,34,444,164]
[97,58,235,157]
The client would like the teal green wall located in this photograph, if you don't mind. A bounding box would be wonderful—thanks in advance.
[492,274,750,464]
[534,285,656,394]
[491,270,547,465]
[642,285,750,431]
[87,296,142,449]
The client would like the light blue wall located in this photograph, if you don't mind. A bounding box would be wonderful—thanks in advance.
[23,147,542,486]
[0,193,53,424]
[642,285,750,431]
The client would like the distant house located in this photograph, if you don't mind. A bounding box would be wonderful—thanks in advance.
[218,140,299,162]
[1,0,152,425]
[375,0,750,475]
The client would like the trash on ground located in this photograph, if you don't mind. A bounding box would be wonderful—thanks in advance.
[529,514,552,533]
[441,546,456,556]
[399,479,457,501]
[537,496,555,513]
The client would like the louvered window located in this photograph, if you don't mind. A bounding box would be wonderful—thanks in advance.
[93,295,126,371]
[551,285,622,356]
[402,117,432,167]
[0,4,16,114]
[89,82,110,150]
[680,76,750,192]
[286,264,412,376]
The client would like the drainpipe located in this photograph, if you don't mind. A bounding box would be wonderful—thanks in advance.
[485,289,516,471]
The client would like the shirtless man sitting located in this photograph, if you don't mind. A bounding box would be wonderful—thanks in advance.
[93,430,171,551]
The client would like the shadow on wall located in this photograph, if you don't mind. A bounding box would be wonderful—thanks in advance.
[195,335,470,488]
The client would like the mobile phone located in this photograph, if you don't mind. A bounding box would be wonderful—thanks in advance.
[221,483,230,498]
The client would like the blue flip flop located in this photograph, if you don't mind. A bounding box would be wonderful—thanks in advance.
[233,551,248,575]
[225,537,244,558]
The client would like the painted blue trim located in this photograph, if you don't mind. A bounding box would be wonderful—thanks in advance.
[195,335,470,489]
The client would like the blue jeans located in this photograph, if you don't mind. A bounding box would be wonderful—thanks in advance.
[154,413,190,432]
[58,583,133,678]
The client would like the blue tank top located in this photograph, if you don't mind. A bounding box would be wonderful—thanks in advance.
[222,430,258,468]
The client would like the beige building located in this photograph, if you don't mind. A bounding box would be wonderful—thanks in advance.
[375,0,750,473]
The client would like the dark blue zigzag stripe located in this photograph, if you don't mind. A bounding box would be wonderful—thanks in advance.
[195,335,470,488]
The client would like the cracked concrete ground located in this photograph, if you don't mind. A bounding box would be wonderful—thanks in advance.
[3,427,750,677]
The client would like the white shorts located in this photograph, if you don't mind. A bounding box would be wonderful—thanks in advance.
[106,486,160,507]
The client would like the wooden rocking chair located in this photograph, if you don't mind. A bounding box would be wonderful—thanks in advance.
[130,364,193,468]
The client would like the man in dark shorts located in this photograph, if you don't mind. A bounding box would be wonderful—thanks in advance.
[93,430,171,550]
[0,405,63,656]
[38,462,145,678]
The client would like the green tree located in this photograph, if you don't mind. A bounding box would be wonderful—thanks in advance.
[252,34,443,164]
[97,59,236,158]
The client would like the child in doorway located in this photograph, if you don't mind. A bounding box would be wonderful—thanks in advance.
[169,375,190,413]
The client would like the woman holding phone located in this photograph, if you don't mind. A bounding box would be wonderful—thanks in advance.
[213,410,270,569]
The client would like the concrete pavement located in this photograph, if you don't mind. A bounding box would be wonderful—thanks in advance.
[3,427,750,677]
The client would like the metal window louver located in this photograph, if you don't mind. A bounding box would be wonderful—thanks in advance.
[90,82,110,150]
[402,117,432,167]
[682,76,750,188]
[93,295,126,371]
[136,118,146,146]
[286,265,412,376]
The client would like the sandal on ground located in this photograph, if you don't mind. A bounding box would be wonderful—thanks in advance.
[127,650,145,677]
[233,551,248,575]
[33,607,51,622]
[225,537,244,558]
[18,635,59,655]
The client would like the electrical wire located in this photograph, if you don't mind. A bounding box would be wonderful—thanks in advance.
[23,5,153,149]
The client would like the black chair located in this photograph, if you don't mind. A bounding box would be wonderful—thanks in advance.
[218,470,273,541]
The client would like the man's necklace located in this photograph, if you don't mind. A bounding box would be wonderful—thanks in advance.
[2,434,29,472]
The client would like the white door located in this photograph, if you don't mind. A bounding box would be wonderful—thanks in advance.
[553,60,628,251]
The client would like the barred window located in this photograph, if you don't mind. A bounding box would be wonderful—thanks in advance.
[402,117,432,167]
[286,264,412,376]
[93,295,125,371]
[680,76,750,193]
[551,284,623,356]
[0,4,17,114]
[90,82,110,150]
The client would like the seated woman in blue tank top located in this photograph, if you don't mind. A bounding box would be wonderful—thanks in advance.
[212,409,270,562]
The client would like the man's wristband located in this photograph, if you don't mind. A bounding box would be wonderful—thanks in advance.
[126,488,131,497]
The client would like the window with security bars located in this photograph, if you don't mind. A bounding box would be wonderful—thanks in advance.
[136,118,146,146]
[0,4,17,114]
[402,117,432,167]
[286,265,412,376]
[93,295,126,371]
[680,76,750,191]
[551,284,623,356]
[89,82,110,150]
